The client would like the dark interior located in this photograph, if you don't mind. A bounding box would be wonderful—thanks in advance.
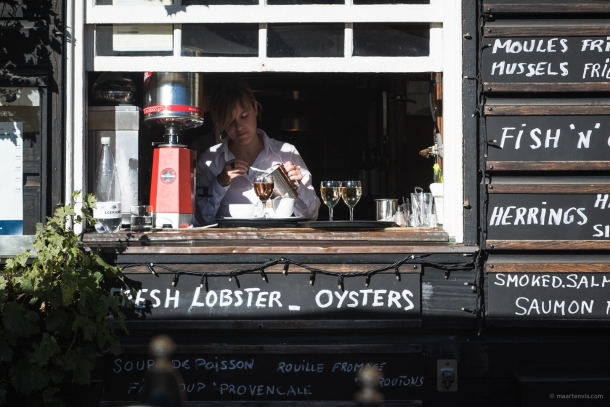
[88,72,438,221]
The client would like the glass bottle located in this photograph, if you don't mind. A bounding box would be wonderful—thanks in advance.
[93,137,122,233]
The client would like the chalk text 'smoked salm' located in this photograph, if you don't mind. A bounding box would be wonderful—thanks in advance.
[489,273,610,319]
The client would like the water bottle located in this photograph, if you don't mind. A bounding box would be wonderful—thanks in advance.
[94,137,122,233]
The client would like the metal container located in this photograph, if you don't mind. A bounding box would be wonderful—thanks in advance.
[375,199,397,221]
[262,164,299,199]
[88,106,140,225]
[143,72,204,130]
[91,72,137,105]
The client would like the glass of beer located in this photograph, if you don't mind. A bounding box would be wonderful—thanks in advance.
[341,180,362,221]
[254,175,274,217]
[320,181,341,221]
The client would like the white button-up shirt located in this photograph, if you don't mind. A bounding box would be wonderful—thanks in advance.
[195,129,320,225]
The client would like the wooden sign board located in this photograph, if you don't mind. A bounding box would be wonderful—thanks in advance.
[487,272,610,320]
[104,350,425,402]
[484,0,610,13]
[485,115,610,170]
[117,271,421,323]
[486,188,610,249]
[482,36,610,91]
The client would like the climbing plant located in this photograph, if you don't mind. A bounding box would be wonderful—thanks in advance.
[0,192,129,406]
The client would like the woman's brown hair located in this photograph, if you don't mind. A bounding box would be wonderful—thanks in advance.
[211,81,262,142]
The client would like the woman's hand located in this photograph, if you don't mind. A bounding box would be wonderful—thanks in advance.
[217,159,249,187]
[282,161,303,182]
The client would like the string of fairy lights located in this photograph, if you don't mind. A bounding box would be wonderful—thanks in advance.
[120,253,478,293]
[450,6,493,335]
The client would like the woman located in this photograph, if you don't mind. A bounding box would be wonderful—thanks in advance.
[195,81,320,225]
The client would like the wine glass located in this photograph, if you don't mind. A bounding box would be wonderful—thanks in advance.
[320,181,341,221]
[254,175,274,218]
[341,180,362,221]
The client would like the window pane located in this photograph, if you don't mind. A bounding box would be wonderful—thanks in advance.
[95,0,175,5]
[353,24,429,57]
[183,0,257,5]
[268,24,344,58]
[353,0,428,4]
[267,0,343,5]
[96,25,173,56]
[182,24,258,57]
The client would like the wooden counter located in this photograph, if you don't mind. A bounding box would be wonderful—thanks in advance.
[82,227,475,255]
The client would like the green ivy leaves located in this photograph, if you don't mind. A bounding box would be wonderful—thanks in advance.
[0,191,130,406]
[1,302,40,343]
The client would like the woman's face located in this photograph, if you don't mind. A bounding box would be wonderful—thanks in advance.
[225,102,258,146]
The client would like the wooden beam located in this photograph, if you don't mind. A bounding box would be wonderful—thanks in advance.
[487,184,610,194]
[483,105,610,116]
[483,3,610,14]
[484,83,610,92]
[486,162,610,171]
[486,240,610,250]
[486,263,610,273]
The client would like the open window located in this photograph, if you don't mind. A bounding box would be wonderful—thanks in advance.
[76,0,463,242]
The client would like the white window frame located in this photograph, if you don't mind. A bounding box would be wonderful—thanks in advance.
[70,0,463,242]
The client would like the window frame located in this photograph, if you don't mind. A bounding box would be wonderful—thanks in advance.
[73,0,464,242]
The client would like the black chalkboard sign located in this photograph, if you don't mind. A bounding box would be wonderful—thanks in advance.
[487,272,610,319]
[116,271,421,320]
[482,36,610,84]
[487,193,610,241]
[486,115,610,162]
[104,352,425,402]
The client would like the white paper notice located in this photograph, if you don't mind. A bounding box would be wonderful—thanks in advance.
[0,122,23,235]
[112,24,173,52]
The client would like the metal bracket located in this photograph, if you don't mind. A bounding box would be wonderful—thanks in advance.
[437,359,458,392]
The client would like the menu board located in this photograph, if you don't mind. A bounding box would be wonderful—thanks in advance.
[486,115,610,162]
[488,272,610,319]
[0,122,23,235]
[487,193,610,241]
[116,271,421,320]
[104,351,425,402]
[482,36,610,84]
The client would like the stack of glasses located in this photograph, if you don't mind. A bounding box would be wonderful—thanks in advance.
[410,187,438,227]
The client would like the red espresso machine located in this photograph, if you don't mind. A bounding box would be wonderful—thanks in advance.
[144,72,203,228]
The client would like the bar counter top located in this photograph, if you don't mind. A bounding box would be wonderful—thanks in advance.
[82,227,477,254]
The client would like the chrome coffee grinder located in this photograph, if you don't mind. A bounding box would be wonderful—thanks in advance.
[144,72,203,228]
